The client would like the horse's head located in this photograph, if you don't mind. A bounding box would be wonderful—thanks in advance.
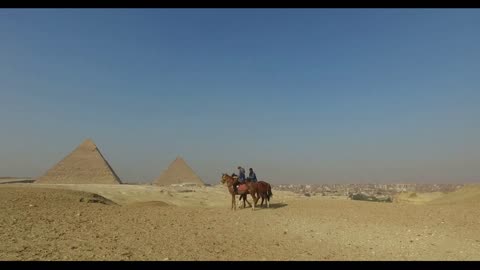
[221,173,229,184]
[221,173,237,185]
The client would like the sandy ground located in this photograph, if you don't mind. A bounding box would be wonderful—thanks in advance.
[0,183,479,261]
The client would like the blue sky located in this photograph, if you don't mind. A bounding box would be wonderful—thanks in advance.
[1,9,479,184]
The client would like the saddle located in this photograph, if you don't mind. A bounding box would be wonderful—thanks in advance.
[235,184,248,194]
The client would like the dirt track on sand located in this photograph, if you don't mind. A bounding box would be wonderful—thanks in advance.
[1,184,479,261]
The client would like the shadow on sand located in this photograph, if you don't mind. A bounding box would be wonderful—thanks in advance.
[256,202,288,209]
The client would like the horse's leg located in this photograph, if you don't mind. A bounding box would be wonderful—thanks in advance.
[250,193,257,211]
[266,195,270,208]
[232,194,236,211]
[240,194,248,208]
[260,196,265,208]
[245,195,252,208]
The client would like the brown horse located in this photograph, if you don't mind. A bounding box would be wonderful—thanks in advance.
[221,174,258,211]
[239,180,273,208]
[230,175,253,208]
[238,192,253,209]
[229,175,258,209]
[256,181,273,208]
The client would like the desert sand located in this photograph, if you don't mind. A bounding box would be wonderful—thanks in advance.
[0,183,479,261]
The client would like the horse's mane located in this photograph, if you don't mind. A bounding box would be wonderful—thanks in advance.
[222,173,234,180]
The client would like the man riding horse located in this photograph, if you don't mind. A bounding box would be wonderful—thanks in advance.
[221,173,258,211]
[224,166,272,209]
[233,166,246,194]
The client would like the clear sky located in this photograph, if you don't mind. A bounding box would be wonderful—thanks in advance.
[1,9,479,184]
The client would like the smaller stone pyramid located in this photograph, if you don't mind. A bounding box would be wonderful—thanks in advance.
[153,157,205,186]
[35,138,122,184]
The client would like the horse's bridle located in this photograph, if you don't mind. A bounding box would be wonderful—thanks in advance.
[221,174,233,186]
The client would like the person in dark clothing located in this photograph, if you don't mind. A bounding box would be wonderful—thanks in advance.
[247,168,257,182]
[233,166,246,194]
[238,166,246,182]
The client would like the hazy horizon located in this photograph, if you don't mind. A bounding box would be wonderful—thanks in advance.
[1,9,479,185]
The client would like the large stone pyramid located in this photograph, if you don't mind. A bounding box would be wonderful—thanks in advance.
[153,157,205,186]
[35,138,122,184]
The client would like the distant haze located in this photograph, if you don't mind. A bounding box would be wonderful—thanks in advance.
[1,9,479,185]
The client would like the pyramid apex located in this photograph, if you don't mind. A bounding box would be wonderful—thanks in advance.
[82,138,95,144]
[80,138,97,150]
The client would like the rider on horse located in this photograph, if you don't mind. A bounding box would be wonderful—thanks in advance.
[247,168,257,182]
[233,166,246,194]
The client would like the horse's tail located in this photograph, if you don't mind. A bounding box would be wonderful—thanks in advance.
[267,184,273,199]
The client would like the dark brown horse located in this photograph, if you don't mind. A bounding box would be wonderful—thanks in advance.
[238,180,273,208]
[256,181,273,208]
[221,174,258,211]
